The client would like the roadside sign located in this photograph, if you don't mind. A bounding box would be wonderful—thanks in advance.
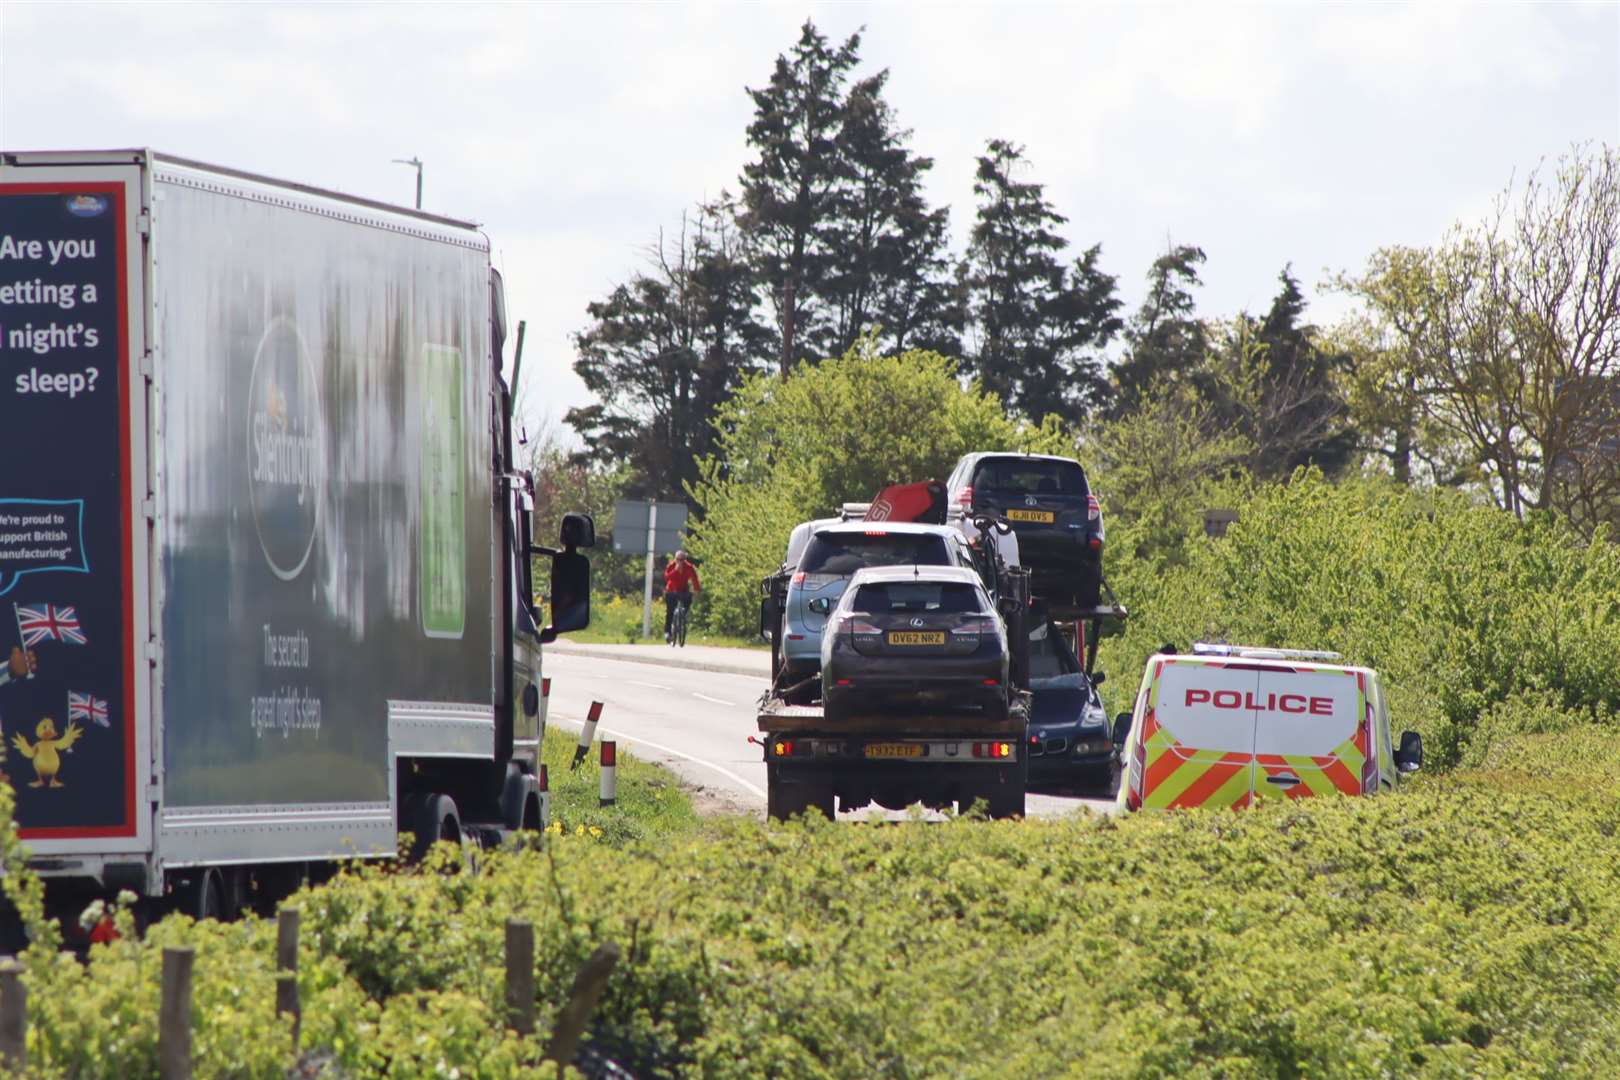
[611,500,688,555]
[612,500,692,637]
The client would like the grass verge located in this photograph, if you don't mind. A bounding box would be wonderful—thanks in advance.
[539,724,701,846]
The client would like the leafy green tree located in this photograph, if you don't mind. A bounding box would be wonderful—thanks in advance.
[567,198,769,500]
[687,338,1072,633]
[1337,145,1620,529]
[961,139,1123,423]
[739,20,862,373]
[1110,243,1207,416]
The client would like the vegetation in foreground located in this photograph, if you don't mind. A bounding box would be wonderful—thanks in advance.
[3,727,1617,1078]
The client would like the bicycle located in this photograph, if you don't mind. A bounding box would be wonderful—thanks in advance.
[670,595,691,647]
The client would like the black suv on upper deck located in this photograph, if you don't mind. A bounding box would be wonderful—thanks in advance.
[945,453,1103,609]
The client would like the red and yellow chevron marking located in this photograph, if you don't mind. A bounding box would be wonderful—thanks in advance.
[1138,695,1370,809]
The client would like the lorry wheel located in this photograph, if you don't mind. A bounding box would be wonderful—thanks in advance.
[984,778,1026,820]
[193,869,226,921]
[407,793,462,861]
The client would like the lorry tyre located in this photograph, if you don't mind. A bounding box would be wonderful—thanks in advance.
[194,869,226,921]
[983,782,1025,819]
[406,793,462,861]
[767,774,834,822]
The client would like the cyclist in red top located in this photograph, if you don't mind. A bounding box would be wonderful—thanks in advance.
[663,550,701,643]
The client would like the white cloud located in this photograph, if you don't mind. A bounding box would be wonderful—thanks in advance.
[4,0,1615,442]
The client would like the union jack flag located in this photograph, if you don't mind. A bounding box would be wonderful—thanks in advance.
[15,604,87,647]
[68,691,109,728]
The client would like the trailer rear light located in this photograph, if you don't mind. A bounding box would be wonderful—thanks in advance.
[773,740,793,756]
[971,741,1014,759]
[772,740,812,757]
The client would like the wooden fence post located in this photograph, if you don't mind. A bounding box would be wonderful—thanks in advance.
[276,907,302,1050]
[276,907,300,972]
[543,942,620,1066]
[159,946,194,1080]
[505,919,536,1036]
[0,959,25,1072]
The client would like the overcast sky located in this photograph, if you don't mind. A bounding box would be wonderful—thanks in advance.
[4,1,1616,440]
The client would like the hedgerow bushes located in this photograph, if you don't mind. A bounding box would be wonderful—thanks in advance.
[1097,474,1620,767]
[6,729,1619,1078]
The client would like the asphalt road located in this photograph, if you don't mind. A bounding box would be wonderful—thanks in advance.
[541,645,1117,820]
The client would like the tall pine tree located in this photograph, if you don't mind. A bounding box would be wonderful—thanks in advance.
[739,21,861,374]
[567,198,770,498]
[961,139,1122,423]
[822,70,961,357]
[1110,243,1207,416]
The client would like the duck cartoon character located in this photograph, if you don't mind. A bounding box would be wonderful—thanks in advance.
[12,717,83,788]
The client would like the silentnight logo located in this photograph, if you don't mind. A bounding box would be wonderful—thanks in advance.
[247,318,325,581]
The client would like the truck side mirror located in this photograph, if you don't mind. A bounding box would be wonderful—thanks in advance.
[1112,712,1132,747]
[542,550,590,643]
[1394,730,1424,773]
[560,512,595,549]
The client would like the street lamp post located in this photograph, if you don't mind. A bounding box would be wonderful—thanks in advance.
[391,156,423,209]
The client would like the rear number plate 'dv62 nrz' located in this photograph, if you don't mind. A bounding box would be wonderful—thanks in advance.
[887,631,945,646]
[865,743,925,759]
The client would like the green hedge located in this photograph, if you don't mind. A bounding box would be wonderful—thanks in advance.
[1097,474,1620,768]
[5,727,1618,1078]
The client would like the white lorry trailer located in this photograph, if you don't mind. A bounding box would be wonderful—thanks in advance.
[0,150,592,936]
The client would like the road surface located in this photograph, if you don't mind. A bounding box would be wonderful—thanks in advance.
[542,644,1117,820]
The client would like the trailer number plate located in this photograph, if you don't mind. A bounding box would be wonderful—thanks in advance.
[865,743,925,759]
[887,631,945,646]
[1007,508,1055,523]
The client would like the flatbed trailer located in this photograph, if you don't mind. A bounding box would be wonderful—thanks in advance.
[757,693,1030,820]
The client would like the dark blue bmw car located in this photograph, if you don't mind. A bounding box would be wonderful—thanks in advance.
[1025,620,1116,791]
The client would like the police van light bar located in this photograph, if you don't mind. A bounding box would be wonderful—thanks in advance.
[1192,643,1344,661]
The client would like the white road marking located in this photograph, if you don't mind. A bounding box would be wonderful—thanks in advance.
[691,692,737,706]
[626,679,671,690]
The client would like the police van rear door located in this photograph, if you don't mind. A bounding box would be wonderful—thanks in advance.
[1141,658,1259,809]
[1250,663,1366,802]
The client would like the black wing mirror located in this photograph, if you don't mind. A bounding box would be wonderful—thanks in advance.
[1394,730,1424,773]
[536,513,595,643]
[1112,712,1132,747]
[1091,671,1106,686]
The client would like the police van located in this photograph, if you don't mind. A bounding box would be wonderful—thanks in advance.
[1115,644,1424,811]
